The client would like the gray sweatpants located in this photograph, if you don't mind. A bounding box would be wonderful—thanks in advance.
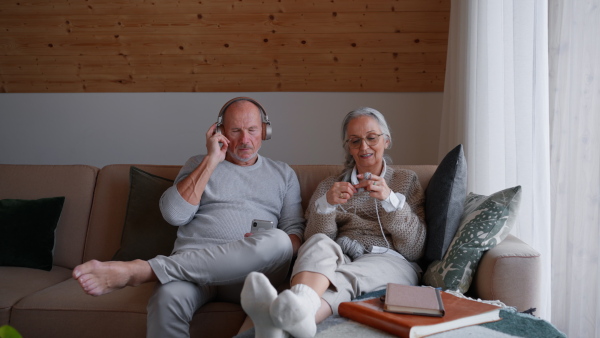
[291,233,419,315]
[146,229,293,338]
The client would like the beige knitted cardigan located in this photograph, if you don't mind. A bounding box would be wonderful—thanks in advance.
[304,168,426,262]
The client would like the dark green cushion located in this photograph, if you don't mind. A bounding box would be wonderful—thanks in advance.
[423,144,468,266]
[112,166,178,261]
[0,196,65,271]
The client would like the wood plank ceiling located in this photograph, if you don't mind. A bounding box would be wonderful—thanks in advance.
[0,0,450,93]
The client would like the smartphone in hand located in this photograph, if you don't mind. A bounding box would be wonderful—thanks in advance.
[250,219,274,233]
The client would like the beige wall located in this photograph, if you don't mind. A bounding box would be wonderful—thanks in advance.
[0,92,442,167]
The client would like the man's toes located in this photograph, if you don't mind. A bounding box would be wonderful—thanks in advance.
[73,260,100,279]
[78,274,94,287]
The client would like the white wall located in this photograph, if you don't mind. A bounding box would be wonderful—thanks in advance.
[0,92,442,168]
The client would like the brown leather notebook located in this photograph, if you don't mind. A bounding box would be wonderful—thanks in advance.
[383,284,445,317]
[338,290,501,338]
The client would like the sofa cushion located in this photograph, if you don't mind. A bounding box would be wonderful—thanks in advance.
[291,165,344,212]
[113,167,178,261]
[423,144,468,266]
[10,279,154,337]
[0,165,99,269]
[0,197,65,270]
[0,265,72,324]
[83,164,182,262]
[11,279,246,338]
[290,164,436,212]
[423,186,522,293]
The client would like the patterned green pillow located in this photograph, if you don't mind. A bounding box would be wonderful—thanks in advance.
[423,186,522,293]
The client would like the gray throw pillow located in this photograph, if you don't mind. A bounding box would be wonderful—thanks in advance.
[423,186,522,293]
[423,144,468,266]
[112,167,178,261]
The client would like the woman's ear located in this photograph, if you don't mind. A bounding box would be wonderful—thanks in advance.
[384,138,391,149]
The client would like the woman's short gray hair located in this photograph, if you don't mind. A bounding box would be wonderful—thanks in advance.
[339,107,393,181]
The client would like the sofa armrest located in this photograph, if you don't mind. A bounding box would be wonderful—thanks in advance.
[470,234,541,313]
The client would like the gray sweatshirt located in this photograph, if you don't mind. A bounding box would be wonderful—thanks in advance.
[160,154,305,253]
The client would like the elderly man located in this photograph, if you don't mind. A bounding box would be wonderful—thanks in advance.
[73,97,305,338]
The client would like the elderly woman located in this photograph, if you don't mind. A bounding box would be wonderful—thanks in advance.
[241,107,426,338]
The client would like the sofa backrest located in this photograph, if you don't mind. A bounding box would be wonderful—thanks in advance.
[83,164,182,262]
[0,164,99,269]
[290,165,437,212]
[82,163,437,262]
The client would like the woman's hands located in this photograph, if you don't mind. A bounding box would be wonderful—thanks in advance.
[326,181,358,205]
[355,173,391,201]
[326,173,391,205]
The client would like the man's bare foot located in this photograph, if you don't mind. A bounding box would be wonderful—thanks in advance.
[72,259,155,296]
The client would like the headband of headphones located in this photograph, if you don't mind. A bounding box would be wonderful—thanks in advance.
[215,97,272,140]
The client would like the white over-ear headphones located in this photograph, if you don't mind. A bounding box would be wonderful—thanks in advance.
[215,97,272,140]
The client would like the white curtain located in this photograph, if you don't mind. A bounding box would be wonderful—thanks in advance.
[440,0,552,320]
[549,0,600,336]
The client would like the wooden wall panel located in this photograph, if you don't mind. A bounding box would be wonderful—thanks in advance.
[0,0,450,93]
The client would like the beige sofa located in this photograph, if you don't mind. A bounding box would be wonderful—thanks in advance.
[0,163,541,338]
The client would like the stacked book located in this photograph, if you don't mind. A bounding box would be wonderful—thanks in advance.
[339,283,502,338]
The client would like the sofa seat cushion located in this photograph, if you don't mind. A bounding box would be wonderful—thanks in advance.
[11,279,155,337]
[0,266,72,324]
[12,279,246,338]
[190,302,247,338]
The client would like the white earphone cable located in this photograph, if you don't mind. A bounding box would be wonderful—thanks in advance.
[374,197,390,254]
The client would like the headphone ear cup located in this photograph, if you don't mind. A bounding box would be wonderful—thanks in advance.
[263,123,272,140]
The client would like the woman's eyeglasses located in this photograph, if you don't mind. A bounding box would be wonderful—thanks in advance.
[345,133,384,149]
